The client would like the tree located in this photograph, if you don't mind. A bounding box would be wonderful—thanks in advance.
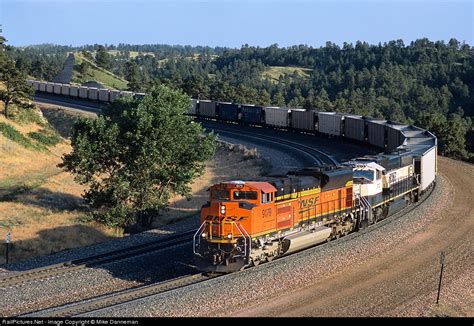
[95,45,112,70]
[59,85,216,230]
[124,60,141,91]
[0,35,34,118]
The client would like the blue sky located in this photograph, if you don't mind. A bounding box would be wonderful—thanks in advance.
[1,0,473,47]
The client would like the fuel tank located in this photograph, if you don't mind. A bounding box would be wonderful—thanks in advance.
[281,226,332,255]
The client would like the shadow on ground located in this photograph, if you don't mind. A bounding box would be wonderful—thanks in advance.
[0,186,87,212]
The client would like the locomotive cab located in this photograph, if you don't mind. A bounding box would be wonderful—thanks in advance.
[193,181,277,273]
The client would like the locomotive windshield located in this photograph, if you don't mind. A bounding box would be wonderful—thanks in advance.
[233,191,258,200]
[353,169,375,182]
[210,190,230,200]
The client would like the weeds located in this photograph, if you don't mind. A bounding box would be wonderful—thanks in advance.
[28,128,62,147]
[0,122,38,150]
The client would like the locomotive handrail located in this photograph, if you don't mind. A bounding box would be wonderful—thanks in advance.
[234,222,252,266]
[193,221,207,256]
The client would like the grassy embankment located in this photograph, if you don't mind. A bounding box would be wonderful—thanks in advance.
[71,52,128,90]
[0,104,116,264]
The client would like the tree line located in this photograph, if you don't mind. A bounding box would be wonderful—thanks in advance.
[8,40,474,161]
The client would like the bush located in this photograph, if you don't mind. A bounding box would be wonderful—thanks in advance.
[28,128,62,147]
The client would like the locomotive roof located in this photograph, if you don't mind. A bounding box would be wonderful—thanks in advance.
[245,182,278,193]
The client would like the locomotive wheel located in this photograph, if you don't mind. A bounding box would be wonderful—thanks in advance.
[266,255,274,262]
[252,259,260,267]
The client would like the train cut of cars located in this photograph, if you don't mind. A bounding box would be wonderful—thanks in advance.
[28,80,437,273]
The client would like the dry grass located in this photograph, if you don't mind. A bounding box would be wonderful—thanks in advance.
[0,105,118,264]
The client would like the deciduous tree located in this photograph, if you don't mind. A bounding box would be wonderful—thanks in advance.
[60,85,216,230]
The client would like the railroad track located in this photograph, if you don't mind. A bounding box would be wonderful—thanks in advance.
[0,229,196,289]
[26,273,218,317]
[207,125,338,166]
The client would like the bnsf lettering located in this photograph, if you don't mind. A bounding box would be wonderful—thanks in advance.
[299,197,318,210]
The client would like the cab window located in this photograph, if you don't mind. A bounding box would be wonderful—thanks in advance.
[233,191,258,200]
[261,192,273,204]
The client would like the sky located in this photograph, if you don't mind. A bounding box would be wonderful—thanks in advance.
[1,0,473,48]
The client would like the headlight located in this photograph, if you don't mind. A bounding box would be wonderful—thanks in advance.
[201,232,207,238]
[227,233,232,239]
[220,205,226,215]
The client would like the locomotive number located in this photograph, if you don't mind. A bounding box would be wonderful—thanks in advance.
[262,208,272,218]
[299,197,318,210]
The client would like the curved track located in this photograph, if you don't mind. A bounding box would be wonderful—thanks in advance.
[206,125,338,166]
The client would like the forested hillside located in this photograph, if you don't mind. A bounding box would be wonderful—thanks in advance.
[9,39,474,160]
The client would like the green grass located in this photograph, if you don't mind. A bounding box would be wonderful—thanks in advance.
[262,66,312,82]
[27,128,62,147]
[72,53,129,90]
[0,122,39,150]
[11,107,46,126]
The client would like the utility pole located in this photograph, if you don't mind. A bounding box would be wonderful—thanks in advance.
[5,231,11,265]
[436,251,445,304]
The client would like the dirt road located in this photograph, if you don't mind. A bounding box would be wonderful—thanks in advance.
[232,157,473,317]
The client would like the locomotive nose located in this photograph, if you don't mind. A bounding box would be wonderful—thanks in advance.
[210,201,238,218]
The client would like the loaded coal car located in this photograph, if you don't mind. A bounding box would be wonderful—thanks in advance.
[290,108,316,132]
[217,102,240,123]
[194,166,356,272]
[317,112,344,137]
[343,115,365,142]
[366,118,387,149]
[198,100,217,119]
[240,104,264,126]
[264,106,290,128]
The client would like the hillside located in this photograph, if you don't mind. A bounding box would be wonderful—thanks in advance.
[0,104,117,264]
[71,52,128,90]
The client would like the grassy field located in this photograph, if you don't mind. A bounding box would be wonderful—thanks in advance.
[72,53,128,90]
[262,66,312,82]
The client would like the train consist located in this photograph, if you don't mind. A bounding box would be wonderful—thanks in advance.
[28,80,437,273]
[186,100,437,273]
[27,80,146,102]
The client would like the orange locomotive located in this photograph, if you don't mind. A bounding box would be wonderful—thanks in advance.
[193,166,356,272]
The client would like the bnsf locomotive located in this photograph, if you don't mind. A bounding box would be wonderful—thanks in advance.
[194,151,422,273]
